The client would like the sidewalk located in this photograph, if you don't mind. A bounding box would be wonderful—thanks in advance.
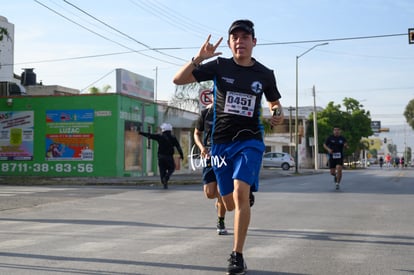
[0,168,323,186]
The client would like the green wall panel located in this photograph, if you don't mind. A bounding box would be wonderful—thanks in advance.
[0,94,157,177]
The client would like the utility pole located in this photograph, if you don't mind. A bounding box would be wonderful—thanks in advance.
[154,66,158,102]
[312,85,319,170]
[288,106,295,156]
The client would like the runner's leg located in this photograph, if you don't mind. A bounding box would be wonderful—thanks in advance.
[232,179,251,253]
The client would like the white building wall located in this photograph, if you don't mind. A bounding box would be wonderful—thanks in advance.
[0,16,14,82]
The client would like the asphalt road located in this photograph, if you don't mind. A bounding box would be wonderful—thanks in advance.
[0,167,413,274]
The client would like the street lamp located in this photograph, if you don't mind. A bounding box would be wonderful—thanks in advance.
[295,42,328,174]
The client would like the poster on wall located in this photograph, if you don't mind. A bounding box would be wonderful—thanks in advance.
[45,109,94,161]
[0,111,34,160]
[124,121,142,171]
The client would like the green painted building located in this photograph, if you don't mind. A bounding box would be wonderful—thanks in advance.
[0,93,164,177]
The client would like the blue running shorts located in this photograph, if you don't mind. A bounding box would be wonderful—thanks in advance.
[211,139,265,196]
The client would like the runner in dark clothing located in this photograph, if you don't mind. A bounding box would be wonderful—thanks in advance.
[323,127,349,190]
[139,123,184,189]
[194,101,228,235]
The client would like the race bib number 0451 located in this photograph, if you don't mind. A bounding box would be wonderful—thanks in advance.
[224,91,256,117]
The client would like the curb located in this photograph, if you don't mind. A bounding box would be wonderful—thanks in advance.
[0,169,323,186]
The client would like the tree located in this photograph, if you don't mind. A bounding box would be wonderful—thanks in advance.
[387,143,397,156]
[0,27,9,42]
[307,98,373,158]
[404,99,414,130]
[404,147,412,165]
[1,27,11,71]
[169,81,213,113]
[343,97,364,112]
[88,85,111,94]
[407,147,412,164]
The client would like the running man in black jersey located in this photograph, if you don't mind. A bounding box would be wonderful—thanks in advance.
[323,127,349,190]
[194,98,228,235]
[174,19,284,275]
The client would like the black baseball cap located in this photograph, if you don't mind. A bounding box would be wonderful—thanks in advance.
[228,20,255,38]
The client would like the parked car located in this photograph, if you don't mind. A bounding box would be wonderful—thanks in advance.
[262,152,295,170]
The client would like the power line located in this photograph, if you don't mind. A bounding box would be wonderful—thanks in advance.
[130,0,207,40]
[80,69,115,92]
[63,0,186,62]
[318,86,414,94]
[151,33,408,49]
[9,3,413,69]
[11,30,412,66]
[372,114,405,117]
[33,0,181,66]
[258,33,407,46]
[129,0,222,39]
[128,0,211,40]
[7,40,413,68]
[44,0,130,43]
[3,51,133,66]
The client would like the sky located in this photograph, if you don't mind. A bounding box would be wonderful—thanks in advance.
[2,0,414,153]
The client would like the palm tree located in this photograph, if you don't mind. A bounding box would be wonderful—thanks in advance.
[88,85,111,94]
[0,27,9,42]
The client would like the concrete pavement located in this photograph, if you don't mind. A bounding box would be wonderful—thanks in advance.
[1,168,413,274]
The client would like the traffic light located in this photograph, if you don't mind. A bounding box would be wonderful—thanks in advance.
[409,28,414,44]
[384,138,387,144]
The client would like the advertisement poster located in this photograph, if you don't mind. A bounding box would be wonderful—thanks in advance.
[116,68,154,101]
[0,111,34,160]
[45,110,94,161]
[124,121,142,171]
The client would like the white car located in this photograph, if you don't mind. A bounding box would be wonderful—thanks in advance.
[262,152,295,170]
